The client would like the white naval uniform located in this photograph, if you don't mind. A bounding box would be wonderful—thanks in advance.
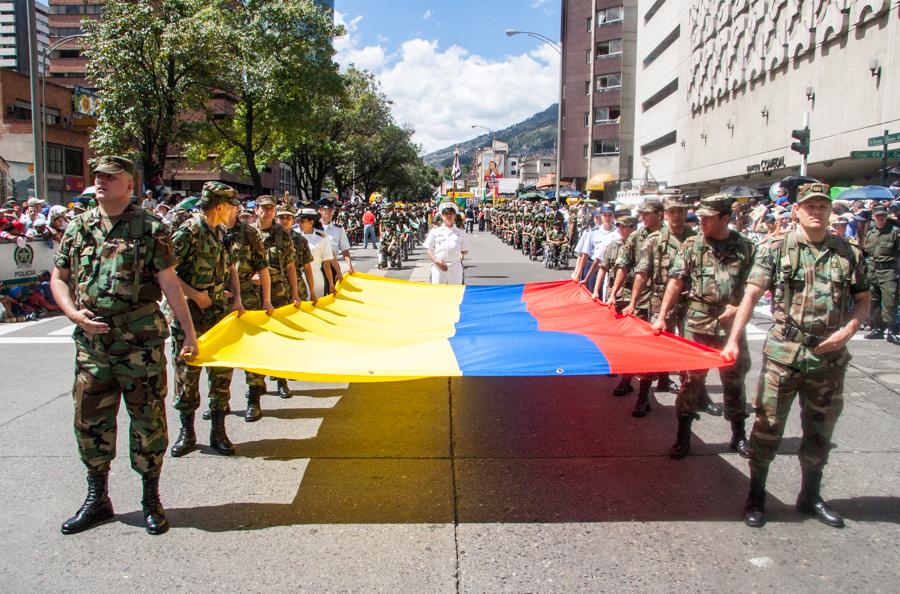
[300,230,335,299]
[322,222,350,260]
[423,224,470,285]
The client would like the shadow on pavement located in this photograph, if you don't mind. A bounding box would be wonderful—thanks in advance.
[161,376,806,531]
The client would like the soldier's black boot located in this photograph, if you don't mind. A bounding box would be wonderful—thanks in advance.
[656,373,679,393]
[209,409,235,456]
[141,475,169,535]
[886,329,899,345]
[201,402,231,421]
[864,328,884,339]
[245,388,262,423]
[669,414,694,459]
[170,413,196,457]
[729,419,751,459]
[796,468,844,528]
[61,472,114,534]
[277,378,291,399]
[613,375,634,396]
[743,472,767,528]
[631,379,652,417]
[699,387,723,416]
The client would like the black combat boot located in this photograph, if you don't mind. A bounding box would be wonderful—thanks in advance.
[864,328,884,339]
[613,375,634,396]
[796,468,844,528]
[202,402,231,421]
[209,409,235,456]
[277,378,291,399]
[669,414,695,459]
[141,475,169,535]
[886,329,899,345]
[699,388,723,416]
[632,379,652,417]
[730,419,751,459]
[656,374,679,393]
[245,387,262,422]
[743,470,767,528]
[61,472,115,534]
[170,413,196,457]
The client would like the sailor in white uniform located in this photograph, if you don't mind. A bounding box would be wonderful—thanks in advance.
[317,199,353,279]
[424,201,470,285]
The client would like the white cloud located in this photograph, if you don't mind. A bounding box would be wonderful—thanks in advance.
[421,9,433,20]
[531,0,552,8]
[334,13,559,154]
[333,12,388,72]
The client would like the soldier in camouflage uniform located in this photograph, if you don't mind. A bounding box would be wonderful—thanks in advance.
[254,196,301,397]
[862,203,899,343]
[609,200,664,415]
[170,182,242,458]
[221,209,272,422]
[627,198,722,415]
[724,183,869,528]
[653,194,756,460]
[52,156,198,535]
[379,204,401,269]
[276,207,315,301]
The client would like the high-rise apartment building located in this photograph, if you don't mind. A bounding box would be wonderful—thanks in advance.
[0,0,49,74]
[559,0,637,194]
[46,0,101,89]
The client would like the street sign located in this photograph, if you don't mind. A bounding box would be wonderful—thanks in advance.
[868,132,900,147]
[851,150,900,159]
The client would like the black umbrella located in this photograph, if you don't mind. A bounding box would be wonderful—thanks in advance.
[777,175,819,200]
[720,185,762,198]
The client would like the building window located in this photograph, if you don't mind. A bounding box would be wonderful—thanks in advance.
[584,80,590,95]
[586,17,592,30]
[595,72,622,92]
[594,106,621,124]
[584,112,589,127]
[585,49,591,64]
[596,39,623,59]
[10,101,32,121]
[584,145,589,159]
[640,131,677,155]
[51,49,83,59]
[644,0,666,23]
[641,78,678,112]
[597,6,624,26]
[49,27,83,37]
[64,147,83,176]
[643,25,680,67]
[593,139,620,156]
[47,145,64,175]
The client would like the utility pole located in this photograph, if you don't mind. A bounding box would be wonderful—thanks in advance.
[26,0,44,200]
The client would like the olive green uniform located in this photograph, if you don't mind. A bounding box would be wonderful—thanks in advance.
[56,205,174,477]
[254,223,296,307]
[636,226,697,332]
[171,213,233,413]
[289,229,314,301]
[227,221,269,390]
[863,223,899,333]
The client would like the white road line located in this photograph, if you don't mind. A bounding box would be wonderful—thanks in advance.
[0,316,60,336]
[48,325,75,336]
[0,337,72,344]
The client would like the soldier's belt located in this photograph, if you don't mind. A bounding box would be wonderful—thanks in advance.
[687,301,723,316]
[872,261,896,270]
[100,303,160,327]
[775,322,829,348]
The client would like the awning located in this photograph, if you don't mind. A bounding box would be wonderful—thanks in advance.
[586,173,615,191]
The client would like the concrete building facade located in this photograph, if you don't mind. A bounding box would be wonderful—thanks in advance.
[560,0,637,193]
[633,0,900,195]
[1,0,49,74]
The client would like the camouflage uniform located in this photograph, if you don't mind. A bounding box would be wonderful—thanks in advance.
[227,220,268,392]
[253,221,296,307]
[56,203,174,477]
[289,228,314,301]
[171,212,233,414]
[862,208,899,340]
[379,209,400,268]
[603,237,631,310]
[636,224,697,332]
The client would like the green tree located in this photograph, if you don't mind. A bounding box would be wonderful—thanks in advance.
[84,0,217,186]
[189,0,341,196]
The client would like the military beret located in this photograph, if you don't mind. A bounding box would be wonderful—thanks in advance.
[91,155,135,177]
[795,182,831,204]
[695,194,733,216]
[199,181,240,206]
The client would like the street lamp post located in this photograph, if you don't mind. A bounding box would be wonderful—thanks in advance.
[506,29,562,201]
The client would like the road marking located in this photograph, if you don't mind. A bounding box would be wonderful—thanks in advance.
[48,325,75,336]
[0,337,72,344]
[0,316,60,336]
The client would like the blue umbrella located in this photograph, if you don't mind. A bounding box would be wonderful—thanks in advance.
[836,185,895,201]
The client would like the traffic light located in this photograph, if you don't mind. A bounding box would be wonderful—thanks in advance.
[791,127,810,156]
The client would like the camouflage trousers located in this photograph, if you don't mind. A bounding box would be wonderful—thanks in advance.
[239,286,269,391]
[675,332,750,421]
[868,269,898,330]
[748,356,845,475]
[171,308,233,413]
[71,311,169,477]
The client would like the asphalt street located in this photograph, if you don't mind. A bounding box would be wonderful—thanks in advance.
[1,229,898,593]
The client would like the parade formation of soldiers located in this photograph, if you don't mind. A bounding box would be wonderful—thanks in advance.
[50,155,898,536]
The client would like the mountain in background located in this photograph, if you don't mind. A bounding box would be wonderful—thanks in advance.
[423,104,558,170]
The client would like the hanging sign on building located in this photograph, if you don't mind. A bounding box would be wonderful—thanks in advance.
[72,86,99,118]
[746,156,785,174]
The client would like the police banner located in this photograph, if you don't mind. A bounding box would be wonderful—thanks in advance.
[0,239,56,286]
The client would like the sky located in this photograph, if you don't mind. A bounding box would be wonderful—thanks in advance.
[333,0,561,154]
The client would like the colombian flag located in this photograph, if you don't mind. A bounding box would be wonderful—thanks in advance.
[190,273,726,383]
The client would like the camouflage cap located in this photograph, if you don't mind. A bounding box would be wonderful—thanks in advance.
[663,197,687,210]
[637,198,664,213]
[616,215,638,227]
[91,155,135,177]
[199,181,240,206]
[255,195,277,207]
[276,206,295,217]
[795,182,831,204]
[695,193,733,216]
[871,203,888,215]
